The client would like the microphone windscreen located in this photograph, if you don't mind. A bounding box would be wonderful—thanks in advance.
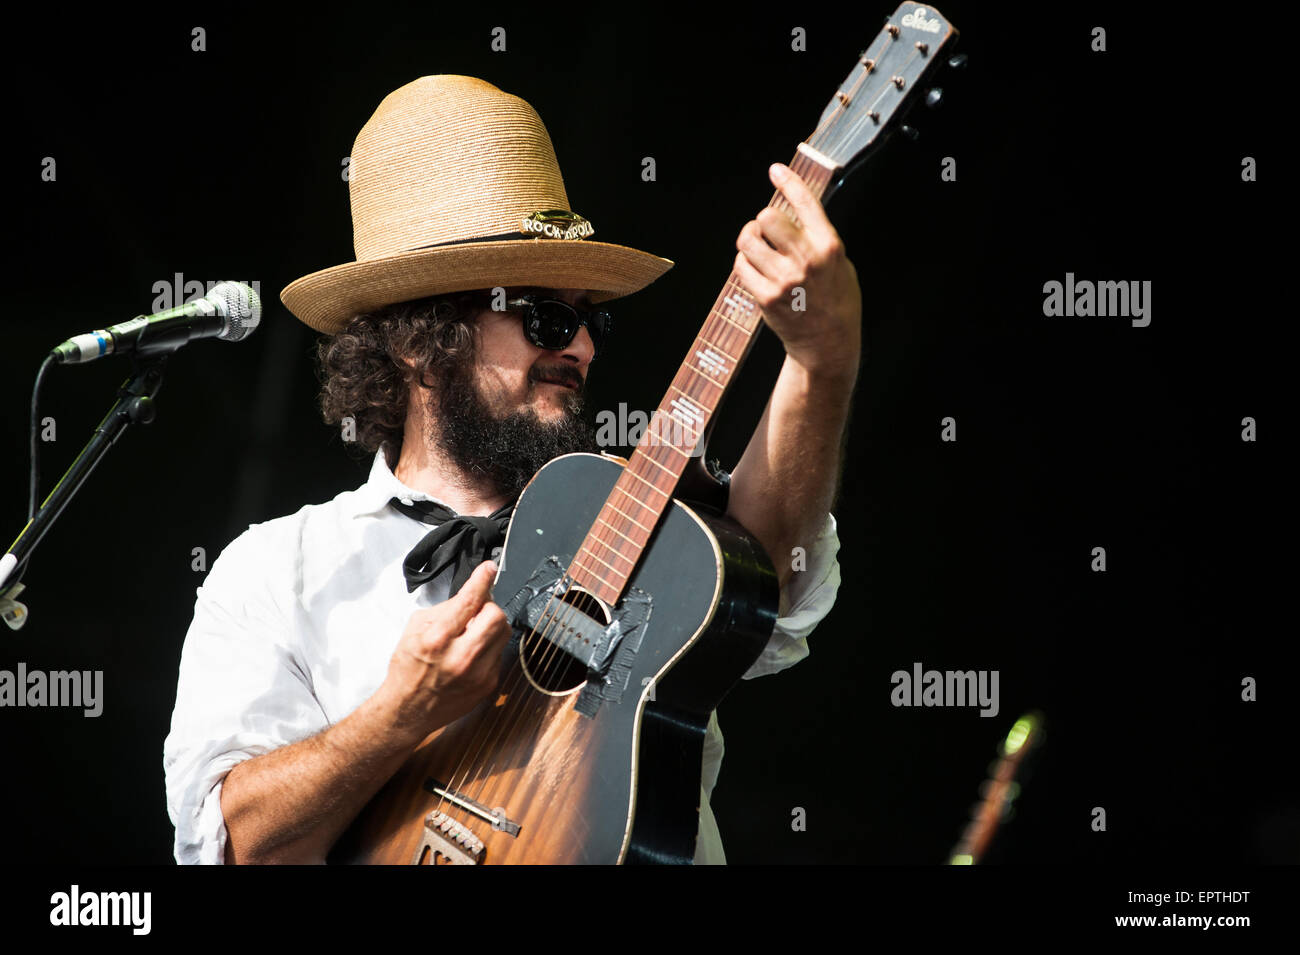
[208,282,262,341]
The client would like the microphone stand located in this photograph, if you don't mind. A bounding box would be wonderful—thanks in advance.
[0,353,170,613]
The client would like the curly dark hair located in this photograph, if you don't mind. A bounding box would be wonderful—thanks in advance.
[314,290,488,463]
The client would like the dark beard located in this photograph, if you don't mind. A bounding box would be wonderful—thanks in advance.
[431,359,597,501]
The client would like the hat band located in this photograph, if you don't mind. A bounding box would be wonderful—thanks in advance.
[401,210,595,254]
[408,229,542,251]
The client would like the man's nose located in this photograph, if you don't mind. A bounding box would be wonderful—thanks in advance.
[560,325,596,367]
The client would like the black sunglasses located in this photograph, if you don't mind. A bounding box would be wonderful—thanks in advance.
[504,294,613,356]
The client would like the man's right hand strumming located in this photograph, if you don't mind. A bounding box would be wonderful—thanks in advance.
[219,560,512,864]
[376,560,514,744]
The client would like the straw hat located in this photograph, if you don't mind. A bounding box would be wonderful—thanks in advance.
[280,75,675,335]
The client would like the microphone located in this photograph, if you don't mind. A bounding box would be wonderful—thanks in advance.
[51,281,263,365]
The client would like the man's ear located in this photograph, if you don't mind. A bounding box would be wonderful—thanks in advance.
[401,353,431,391]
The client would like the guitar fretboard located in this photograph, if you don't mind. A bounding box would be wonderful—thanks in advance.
[569,150,837,605]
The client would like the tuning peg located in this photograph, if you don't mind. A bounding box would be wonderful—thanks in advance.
[947,53,968,70]
[925,87,944,108]
[899,125,920,142]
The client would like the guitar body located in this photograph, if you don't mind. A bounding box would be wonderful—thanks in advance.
[330,452,778,864]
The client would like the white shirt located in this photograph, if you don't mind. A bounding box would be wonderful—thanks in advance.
[163,448,841,864]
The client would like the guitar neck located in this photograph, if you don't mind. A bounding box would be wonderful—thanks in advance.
[565,1,959,606]
[568,149,838,606]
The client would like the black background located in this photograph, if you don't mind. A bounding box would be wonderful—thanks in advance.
[1,0,1291,878]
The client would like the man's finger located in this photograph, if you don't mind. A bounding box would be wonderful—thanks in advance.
[465,600,511,646]
[456,560,497,606]
[737,220,784,278]
[435,560,497,635]
[769,163,827,233]
[755,206,806,258]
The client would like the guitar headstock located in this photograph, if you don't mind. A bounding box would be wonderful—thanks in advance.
[805,3,961,199]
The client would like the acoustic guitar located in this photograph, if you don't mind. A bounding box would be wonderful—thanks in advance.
[331,2,961,864]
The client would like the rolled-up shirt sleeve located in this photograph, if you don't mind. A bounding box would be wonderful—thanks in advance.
[742,512,841,680]
[163,522,328,864]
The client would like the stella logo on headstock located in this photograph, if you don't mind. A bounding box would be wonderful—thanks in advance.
[901,7,942,32]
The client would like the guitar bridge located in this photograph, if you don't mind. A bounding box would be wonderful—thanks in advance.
[412,811,485,865]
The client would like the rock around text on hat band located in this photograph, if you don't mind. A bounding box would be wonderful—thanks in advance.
[521,209,595,240]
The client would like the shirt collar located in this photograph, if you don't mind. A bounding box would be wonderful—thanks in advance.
[344,445,458,519]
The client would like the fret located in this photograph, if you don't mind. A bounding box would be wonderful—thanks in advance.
[609,486,661,526]
[713,295,757,326]
[620,467,672,499]
[572,550,627,584]
[667,382,709,405]
[585,531,638,567]
[595,515,641,546]
[579,541,634,576]
[681,362,728,389]
[721,277,759,307]
[658,401,703,436]
[643,437,693,462]
[604,499,653,534]
[633,449,678,478]
[693,345,731,377]
[695,336,740,364]
[722,273,756,296]
[568,558,615,592]
[719,293,757,321]
[710,308,753,334]
[645,412,700,462]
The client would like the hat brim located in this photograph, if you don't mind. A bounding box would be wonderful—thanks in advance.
[280,239,674,335]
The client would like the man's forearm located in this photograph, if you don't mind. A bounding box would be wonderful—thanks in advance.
[220,686,422,864]
[727,353,856,590]
[215,562,512,865]
[725,158,861,589]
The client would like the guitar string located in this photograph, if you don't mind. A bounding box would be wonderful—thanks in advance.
[425,544,579,826]
[835,45,925,170]
[432,582,581,824]
[803,31,892,154]
[421,36,913,842]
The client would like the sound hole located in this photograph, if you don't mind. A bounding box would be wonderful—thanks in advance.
[519,587,610,694]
